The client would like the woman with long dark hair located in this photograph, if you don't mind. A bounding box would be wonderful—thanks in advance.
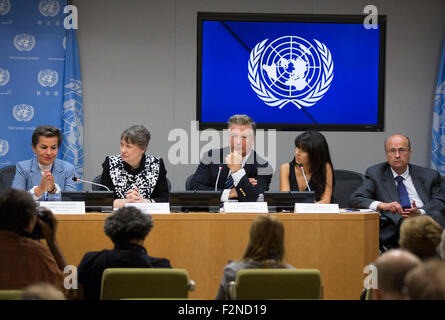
[279,131,334,203]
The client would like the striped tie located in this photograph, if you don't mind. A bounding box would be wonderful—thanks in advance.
[224,174,234,189]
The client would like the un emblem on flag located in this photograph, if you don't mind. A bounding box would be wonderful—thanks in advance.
[248,36,334,110]
[0,139,9,156]
[39,0,60,17]
[432,81,445,172]
[0,68,10,86]
[0,0,11,16]
[14,33,36,52]
[13,104,34,122]
[38,69,59,87]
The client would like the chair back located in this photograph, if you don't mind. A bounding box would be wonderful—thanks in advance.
[0,165,16,195]
[333,169,365,208]
[101,268,191,300]
[233,268,322,300]
[92,174,104,191]
[185,174,194,190]
[0,290,22,300]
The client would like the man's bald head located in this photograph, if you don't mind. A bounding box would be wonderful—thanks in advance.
[373,249,421,299]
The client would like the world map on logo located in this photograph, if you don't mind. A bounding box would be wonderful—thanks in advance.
[39,0,60,17]
[0,68,10,86]
[0,0,11,16]
[14,33,36,52]
[249,35,333,110]
[0,139,9,156]
[259,36,324,99]
[13,104,34,122]
[38,69,58,87]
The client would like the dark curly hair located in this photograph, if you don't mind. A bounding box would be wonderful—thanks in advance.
[104,207,154,244]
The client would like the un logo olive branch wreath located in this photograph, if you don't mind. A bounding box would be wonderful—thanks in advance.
[248,38,334,110]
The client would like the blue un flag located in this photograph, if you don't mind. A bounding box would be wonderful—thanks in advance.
[432,38,445,176]
[61,24,84,188]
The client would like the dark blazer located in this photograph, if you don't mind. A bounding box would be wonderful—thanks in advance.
[189,147,273,202]
[349,162,445,242]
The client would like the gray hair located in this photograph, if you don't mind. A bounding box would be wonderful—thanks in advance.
[104,207,154,244]
[121,125,151,150]
[227,114,256,136]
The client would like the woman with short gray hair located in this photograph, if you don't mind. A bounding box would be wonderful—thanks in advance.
[99,125,169,208]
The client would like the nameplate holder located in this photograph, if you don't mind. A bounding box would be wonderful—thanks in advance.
[294,203,340,214]
[223,202,268,213]
[125,203,170,214]
[40,201,86,214]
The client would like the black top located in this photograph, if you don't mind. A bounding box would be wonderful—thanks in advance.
[289,161,316,193]
[77,242,172,300]
[100,153,169,202]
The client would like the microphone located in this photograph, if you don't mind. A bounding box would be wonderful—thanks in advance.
[72,176,111,191]
[298,164,311,192]
[215,166,222,191]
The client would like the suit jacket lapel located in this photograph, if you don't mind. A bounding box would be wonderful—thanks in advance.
[409,165,429,204]
[382,166,399,202]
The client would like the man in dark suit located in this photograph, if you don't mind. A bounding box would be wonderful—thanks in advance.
[349,134,445,250]
[190,114,272,202]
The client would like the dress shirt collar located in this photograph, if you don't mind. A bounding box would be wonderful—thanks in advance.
[390,165,410,180]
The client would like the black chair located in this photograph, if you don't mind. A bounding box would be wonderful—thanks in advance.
[185,174,194,190]
[92,174,104,191]
[333,169,365,208]
[0,165,16,195]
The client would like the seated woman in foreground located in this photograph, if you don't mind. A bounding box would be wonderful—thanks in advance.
[99,125,169,208]
[279,130,334,203]
[77,207,172,300]
[12,125,76,201]
[215,214,294,300]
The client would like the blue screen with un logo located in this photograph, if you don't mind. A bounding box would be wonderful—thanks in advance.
[199,17,383,130]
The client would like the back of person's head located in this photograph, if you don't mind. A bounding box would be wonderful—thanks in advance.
[293,130,334,200]
[104,206,153,244]
[242,214,285,263]
[373,249,421,300]
[404,260,445,300]
[0,188,36,234]
[399,216,443,260]
[21,282,66,300]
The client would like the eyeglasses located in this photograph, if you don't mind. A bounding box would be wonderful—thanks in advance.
[386,148,410,155]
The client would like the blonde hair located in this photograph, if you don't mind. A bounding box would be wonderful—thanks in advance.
[399,216,443,260]
[242,214,285,263]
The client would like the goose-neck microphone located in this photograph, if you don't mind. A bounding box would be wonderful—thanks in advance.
[72,176,111,191]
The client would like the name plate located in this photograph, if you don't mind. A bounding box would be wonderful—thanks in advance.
[223,202,269,213]
[39,201,85,214]
[294,203,340,214]
[125,203,170,214]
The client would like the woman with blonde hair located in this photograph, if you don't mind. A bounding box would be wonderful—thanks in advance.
[215,214,294,299]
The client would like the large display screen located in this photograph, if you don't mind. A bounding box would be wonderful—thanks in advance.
[197,13,386,131]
